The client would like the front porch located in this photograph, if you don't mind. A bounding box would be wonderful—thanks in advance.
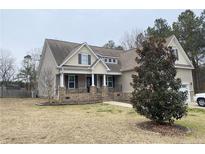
[59,73,122,93]
[56,73,123,104]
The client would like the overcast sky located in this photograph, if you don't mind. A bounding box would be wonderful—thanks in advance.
[0,9,203,67]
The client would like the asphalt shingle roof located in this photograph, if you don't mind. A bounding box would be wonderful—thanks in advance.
[46,39,123,72]
[45,35,177,73]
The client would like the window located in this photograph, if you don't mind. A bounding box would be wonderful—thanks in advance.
[82,54,88,64]
[106,76,113,88]
[172,48,179,60]
[78,53,91,65]
[68,75,75,89]
[181,84,187,88]
[104,57,117,64]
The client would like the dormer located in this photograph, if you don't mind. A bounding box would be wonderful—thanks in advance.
[103,57,118,64]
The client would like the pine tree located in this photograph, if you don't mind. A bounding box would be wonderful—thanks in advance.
[131,37,187,124]
[146,18,173,38]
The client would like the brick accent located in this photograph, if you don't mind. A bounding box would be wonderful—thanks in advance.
[63,92,102,104]
[102,86,109,101]
[90,86,97,95]
[59,87,66,103]
[58,86,132,104]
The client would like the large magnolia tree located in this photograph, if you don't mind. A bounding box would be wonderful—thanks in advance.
[131,37,187,124]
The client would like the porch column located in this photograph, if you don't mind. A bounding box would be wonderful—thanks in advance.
[59,71,65,103]
[102,74,108,101]
[60,73,64,87]
[91,73,95,86]
[103,74,106,86]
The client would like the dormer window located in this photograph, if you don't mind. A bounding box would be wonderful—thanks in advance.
[103,57,117,64]
[78,53,91,65]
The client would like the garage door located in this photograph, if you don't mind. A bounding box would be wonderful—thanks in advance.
[179,84,191,104]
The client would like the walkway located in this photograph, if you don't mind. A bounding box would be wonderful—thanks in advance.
[103,101,132,108]
[104,101,205,110]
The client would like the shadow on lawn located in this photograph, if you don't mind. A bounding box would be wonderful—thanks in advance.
[136,121,191,136]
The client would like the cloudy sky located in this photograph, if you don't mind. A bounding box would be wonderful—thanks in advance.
[0,9,202,66]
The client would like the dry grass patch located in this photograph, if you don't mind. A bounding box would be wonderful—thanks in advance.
[0,98,205,144]
[136,121,190,136]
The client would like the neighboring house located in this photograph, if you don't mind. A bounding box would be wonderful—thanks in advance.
[38,35,194,104]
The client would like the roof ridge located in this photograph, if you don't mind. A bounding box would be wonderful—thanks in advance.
[89,44,124,52]
[45,38,81,45]
[124,48,137,52]
[122,34,176,52]
[45,38,124,52]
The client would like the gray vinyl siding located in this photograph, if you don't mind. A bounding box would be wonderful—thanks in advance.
[38,43,58,97]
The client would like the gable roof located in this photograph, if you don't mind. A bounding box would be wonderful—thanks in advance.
[89,59,110,71]
[43,35,193,73]
[167,35,194,68]
[45,39,80,66]
[45,39,123,66]
[120,35,194,71]
[60,42,99,67]
[164,35,175,46]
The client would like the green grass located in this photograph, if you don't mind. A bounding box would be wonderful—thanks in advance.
[188,108,205,113]
[0,98,205,143]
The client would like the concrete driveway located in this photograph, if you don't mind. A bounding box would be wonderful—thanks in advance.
[189,102,205,109]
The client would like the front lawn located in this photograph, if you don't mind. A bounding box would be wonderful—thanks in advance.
[0,98,205,143]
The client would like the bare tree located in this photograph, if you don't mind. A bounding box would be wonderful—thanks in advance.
[120,29,146,50]
[28,48,41,70]
[39,67,55,103]
[0,49,15,97]
[18,48,41,91]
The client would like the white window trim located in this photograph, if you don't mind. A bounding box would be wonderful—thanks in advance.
[68,75,75,89]
[103,58,118,64]
[112,59,117,64]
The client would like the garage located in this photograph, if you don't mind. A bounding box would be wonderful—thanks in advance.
[179,83,191,104]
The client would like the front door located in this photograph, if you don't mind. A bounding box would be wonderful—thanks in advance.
[86,77,92,92]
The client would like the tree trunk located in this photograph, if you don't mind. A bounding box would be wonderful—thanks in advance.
[192,67,200,93]
[1,83,3,97]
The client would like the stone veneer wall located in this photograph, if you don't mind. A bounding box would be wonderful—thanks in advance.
[58,86,132,104]
[64,92,102,104]
[110,92,132,102]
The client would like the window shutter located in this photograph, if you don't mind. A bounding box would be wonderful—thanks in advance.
[94,75,97,86]
[113,76,115,88]
[100,76,103,87]
[78,54,81,64]
[88,55,91,65]
[75,75,78,88]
